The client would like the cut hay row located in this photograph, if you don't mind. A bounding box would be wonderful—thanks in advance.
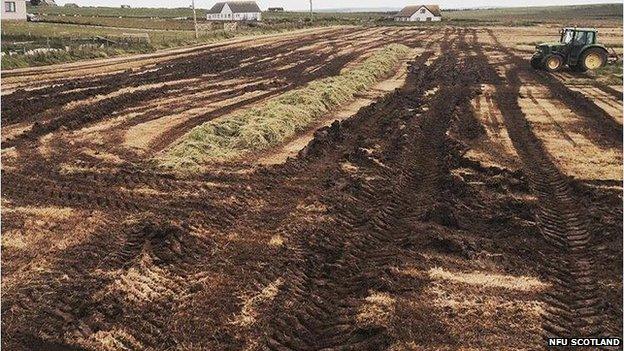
[157,43,411,172]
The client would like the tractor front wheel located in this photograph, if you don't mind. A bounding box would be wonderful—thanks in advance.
[542,54,563,72]
[530,54,543,69]
[580,48,607,71]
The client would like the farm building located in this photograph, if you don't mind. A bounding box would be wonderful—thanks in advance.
[394,5,442,22]
[2,0,27,20]
[206,1,262,21]
[268,7,284,12]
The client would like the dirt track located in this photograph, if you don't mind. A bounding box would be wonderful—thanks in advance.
[2,26,622,350]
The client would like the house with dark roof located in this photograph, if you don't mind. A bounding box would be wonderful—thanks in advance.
[206,1,262,21]
[394,5,441,22]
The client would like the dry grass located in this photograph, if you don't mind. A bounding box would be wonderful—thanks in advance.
[3,205,74,220]
[1,207,100,253]
[232,278,283,327]
[82,328,143,351]
[356,291,396,329]
[58,163,94,175]
[388,266,546,349]
[97,252,171,303]
[428,267,548,292]
[518,84,623,181]
[340,161,359,173]
[156,44,411,172]
[268,235,285,247]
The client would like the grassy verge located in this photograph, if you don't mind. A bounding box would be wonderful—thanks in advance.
[156,44,410,172]
[1,44,154,69]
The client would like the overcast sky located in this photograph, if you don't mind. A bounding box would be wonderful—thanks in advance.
[52,0,619,11]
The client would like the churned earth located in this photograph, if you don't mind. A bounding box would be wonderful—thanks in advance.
[1,26,622,350]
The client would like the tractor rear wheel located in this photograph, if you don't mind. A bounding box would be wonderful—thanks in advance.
[543,54,563,72]
[530,55,543,69]
[580,48,607,71]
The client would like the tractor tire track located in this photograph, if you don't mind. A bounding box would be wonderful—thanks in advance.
[494,65,604,339]
[484,29,622,147]
[249,30,501,350]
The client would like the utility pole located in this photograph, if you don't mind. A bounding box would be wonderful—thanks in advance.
[309,0,313,23]
[192,0,198,39]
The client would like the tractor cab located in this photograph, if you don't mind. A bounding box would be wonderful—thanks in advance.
[531,27,616,72]
[560,27,597,46]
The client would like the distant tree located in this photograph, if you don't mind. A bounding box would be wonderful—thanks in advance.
[30,0,42,5]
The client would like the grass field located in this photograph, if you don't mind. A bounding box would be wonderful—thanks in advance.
[444,3,622,25]
[0,20,301,69]
[38,15,199,30]
[2,3,621,69]
[27,6,208,18]
[25,3,623,27]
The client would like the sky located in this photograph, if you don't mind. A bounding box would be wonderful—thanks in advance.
[51,0,619,11]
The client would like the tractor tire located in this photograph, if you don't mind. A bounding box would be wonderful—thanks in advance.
[580,47,607,71]
[542,54,563,72]
[530,55,543,69]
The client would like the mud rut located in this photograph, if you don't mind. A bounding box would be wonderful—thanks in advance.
[482,29,620,340]
[2,28,621,350]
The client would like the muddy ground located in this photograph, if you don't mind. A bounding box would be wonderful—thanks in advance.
[1,27,622,350]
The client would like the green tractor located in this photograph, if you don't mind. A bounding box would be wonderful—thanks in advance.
[531,27,618,72]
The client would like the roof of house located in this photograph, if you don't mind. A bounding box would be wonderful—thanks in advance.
[395,5,441,17]
[207,1,261,14]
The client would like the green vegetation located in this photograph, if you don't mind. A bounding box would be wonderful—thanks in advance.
[39,15,198,30]
[156,44,410,172]
[4,3,621,69]
[443,3,622,26]
[27,6,208,18]
[264,11,388,25]
[26,3,623,27]
[5,5,380,69]
[0,21,305,69]
[31,12,387,30]
[1,46,151,69]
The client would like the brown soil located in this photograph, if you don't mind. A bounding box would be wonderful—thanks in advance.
[2,26,622,350]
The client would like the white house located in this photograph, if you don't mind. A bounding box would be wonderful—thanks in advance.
[394,5,442,22]
[206,1,262,21]
[2,0,27,20]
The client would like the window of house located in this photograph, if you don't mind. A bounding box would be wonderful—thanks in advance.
[5,1,16,12]
[420,8,426,13]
